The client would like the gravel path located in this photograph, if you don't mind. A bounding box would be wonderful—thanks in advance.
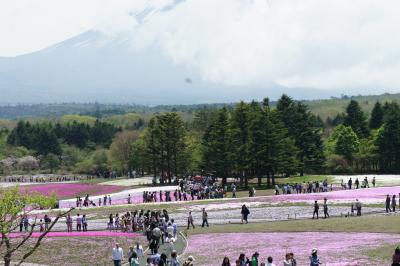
[47,205,384,231]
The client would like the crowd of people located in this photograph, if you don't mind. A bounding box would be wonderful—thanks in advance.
[217,246,400,266]
[109,209,181,266]
[220,248,321,266]
[341,176,376,190]
[142,178,227,204]
[385,194,400,213]
[275,179,332,195]
[65,213,88,232]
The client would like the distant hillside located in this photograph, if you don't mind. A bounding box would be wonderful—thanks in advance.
[1,92,400,122]
[304,93,400,121]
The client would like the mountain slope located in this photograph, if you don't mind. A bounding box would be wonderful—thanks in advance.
[0,29,337,105]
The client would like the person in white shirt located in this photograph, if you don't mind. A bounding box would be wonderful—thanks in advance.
[266,256,276,266]
[167,222,174,237]
[134,242,144,259]
[171,219,178,237]
[112,243,123,266]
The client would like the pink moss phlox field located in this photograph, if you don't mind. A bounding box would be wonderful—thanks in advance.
[9,231,142,238]
[59,189,180,208]
[20,183,124,199]
[185,232,400,265]
[270,186,400,203]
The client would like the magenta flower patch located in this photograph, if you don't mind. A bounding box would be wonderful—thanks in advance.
[185,232,400,265]
[20,184,124,199]
[9,231,143,238]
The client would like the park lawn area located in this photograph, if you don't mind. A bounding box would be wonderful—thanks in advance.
[186,215,400,235]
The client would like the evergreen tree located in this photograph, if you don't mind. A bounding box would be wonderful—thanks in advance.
[201,107,231,185]
[344,100,369,137]
[247,101,269,186]
[35,127,62,156]
[144,118,161,179]
[376,103,400,172]
[229,101,250,185]
[369,101,384,129]
[276,95,325,175]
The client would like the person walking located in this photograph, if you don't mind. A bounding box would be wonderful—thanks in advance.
[323,198,329,219]
[82,214,88,232]
[355,178,359,189]
[112,243,124,266]
[309,248,322,265]
[241,204,250,224]
[356,199,362,216]
[201,208,209,227]
[44,214,51,231]
[386,195,392,213]
[170,251,180,266]
[372,176,376,187]
[392,195,397,212]
[348,178,352,190]
[134,242,144,259]
[66,214,73,232]
[187,211,195,229]
[76,214,82,232]
[312,201,319,219]
[364,176,369,188]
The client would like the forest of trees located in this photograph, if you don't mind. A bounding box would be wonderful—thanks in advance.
[1,95,400,183]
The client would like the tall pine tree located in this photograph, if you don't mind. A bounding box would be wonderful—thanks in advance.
[276,95,324,175]
[369,101,384,129]
[344,100,369,138]
[201,107,231,185]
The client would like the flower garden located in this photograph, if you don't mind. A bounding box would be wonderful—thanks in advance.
[19,183,125,200]
[3,175,400,265]
[185,232,400,265]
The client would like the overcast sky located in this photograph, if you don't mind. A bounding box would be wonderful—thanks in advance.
[1,0,400,92]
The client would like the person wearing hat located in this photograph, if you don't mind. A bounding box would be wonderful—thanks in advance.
[251,252,259,266]
[309,248,321,266]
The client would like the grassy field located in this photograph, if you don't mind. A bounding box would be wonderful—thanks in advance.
[364,243,399,263]
[186,215,400,235]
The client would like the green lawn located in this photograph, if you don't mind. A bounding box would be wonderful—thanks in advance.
[186,215,400,235]
[364,243,399,263]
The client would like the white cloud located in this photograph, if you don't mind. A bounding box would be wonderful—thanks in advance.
[2,0,400,91]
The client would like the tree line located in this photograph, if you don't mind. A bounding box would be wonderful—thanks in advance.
[7,120,119,155]
[3,94,400,179]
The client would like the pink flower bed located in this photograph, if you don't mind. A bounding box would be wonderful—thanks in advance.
[9,231,142,238]
[20,184,124,200]
[59,188,181,208]
[186,232,400,265]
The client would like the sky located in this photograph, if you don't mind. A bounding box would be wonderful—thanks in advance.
[1,0,400,93]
